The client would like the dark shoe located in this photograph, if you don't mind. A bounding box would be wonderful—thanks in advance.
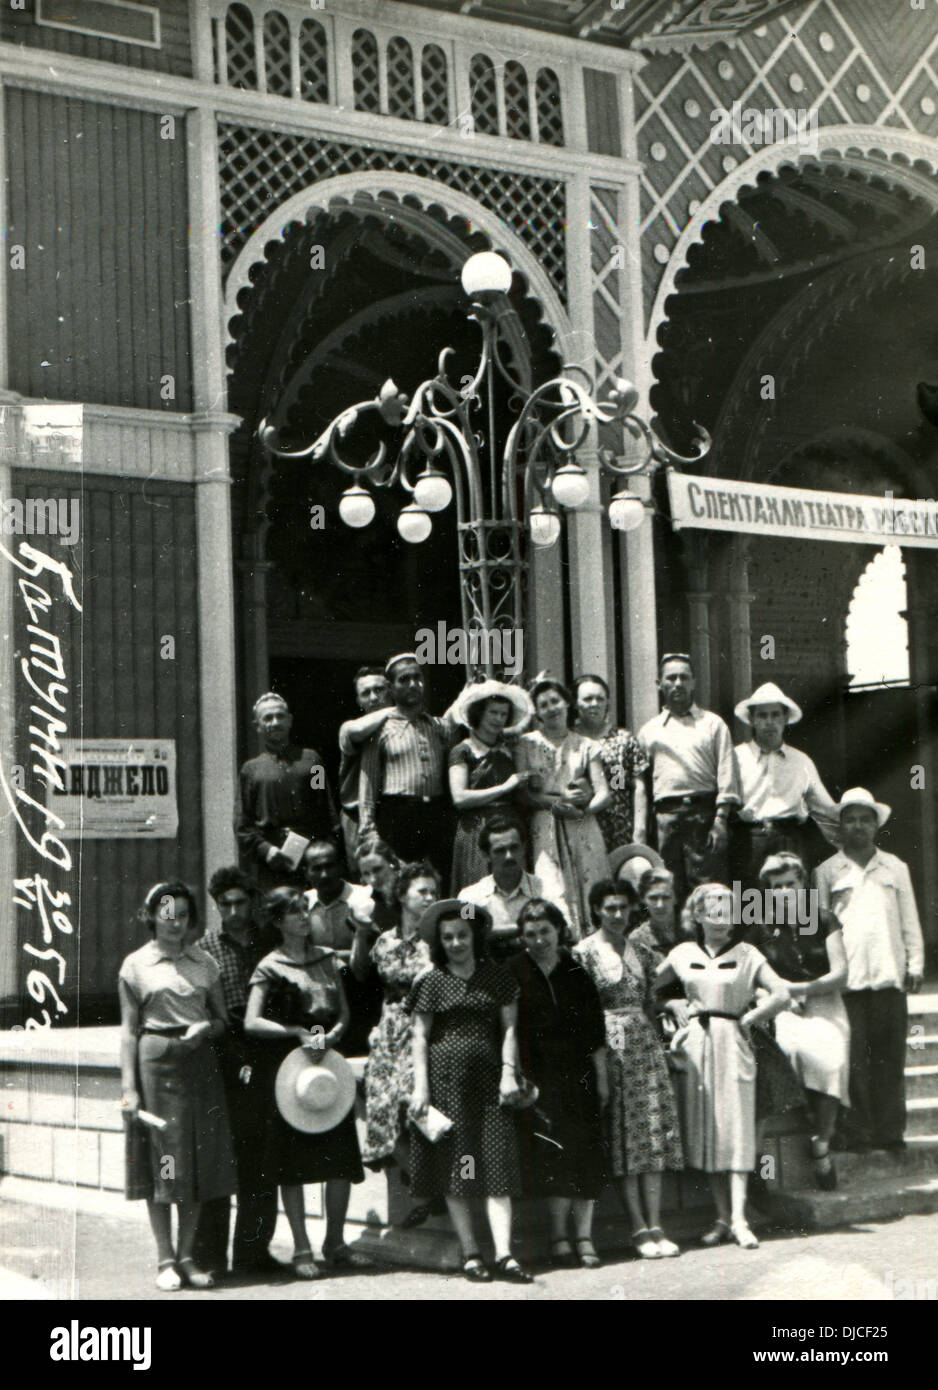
[494,1255,534,1284]
[462,1253,492,1283]
[320,1243,374,1270]
[549,1238,577,1269]
[233,1251,285,1276]
[810,1137,838,1191]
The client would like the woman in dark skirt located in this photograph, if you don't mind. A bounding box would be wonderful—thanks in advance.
[507,899,609,1268]
[244,888,364,1281]
[119,881,236,1292]
[408,899,533,1284]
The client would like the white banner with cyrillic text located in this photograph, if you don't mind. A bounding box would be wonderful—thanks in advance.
[667,472,938,547]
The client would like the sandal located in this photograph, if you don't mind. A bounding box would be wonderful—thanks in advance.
[810,1136,838,1191]
[632,1227,663,1259]
[494,1255,534,1284]
[155,1259,181,1292]
[462,1253,492,1283]
[700,1219,732,1248]
[177,1258,215,1289]
[292,1250,322,1280]
[550,1238,577,1268]
[574,1237,601,1269]
[648,1226,680,1258]
[731,1222,760,1250]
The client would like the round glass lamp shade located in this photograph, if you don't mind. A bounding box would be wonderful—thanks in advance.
[529,506,562,548]
[413,468,453,513]
[338,483,376,528]
[608,489,646,532]
[551,462,590,509]
[460,251,513,297]
[397,502,433,544]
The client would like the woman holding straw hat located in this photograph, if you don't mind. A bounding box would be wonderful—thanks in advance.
[448,679,535,893]
[244,887,364,1280]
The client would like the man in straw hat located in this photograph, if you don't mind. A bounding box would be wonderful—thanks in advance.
[358,654,457,888]
[815,788,924,1152]
[731,681,839,884]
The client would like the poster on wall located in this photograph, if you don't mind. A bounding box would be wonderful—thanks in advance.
[47,738,179,839]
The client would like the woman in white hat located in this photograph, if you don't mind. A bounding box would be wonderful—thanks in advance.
[448,681,535,892]
[244,888,365,1280]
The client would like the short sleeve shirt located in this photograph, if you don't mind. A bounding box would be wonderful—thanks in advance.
[406,960,519,1016]
[119,940,220,1031]
[249,948,343,1029]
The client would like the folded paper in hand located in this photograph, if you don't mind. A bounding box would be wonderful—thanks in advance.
[280,830,312,870]
[412,1105,453,1143]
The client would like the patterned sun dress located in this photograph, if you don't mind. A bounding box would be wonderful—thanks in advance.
[593,726,649,852]
[574,931,683,1178]
[362,928,432,1166]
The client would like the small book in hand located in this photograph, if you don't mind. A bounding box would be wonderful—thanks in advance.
[411,1106,454,1143]
[279,829,312,870]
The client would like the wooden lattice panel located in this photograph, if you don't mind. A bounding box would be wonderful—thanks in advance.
[263,10,291,97]
[217,121,568,300]
[224,2,257,90]
[470,53,499,135]
[299,17,329,104]
[352,27,380,114]
[535,67,564,146]
[422,43,450,125]
[635,0,938,324]
[388,36,417,120]
[505,60,531,140]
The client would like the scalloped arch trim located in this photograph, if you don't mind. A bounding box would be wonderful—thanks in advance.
[222,171,575,372]
[644,125,938,354]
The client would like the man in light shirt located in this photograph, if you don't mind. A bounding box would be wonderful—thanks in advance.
[638,653,740,903]
[814,788,924,1153]
[731,681,839,884]
[337,665,392,873]
[458,816,564,963]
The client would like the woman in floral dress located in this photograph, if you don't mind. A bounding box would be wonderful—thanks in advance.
[574,879,684,1260]
[573,674,649,852]
[362,862,440,1168]
[518,678,610,940]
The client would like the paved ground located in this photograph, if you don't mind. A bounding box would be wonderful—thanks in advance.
[3,1194,938,1302]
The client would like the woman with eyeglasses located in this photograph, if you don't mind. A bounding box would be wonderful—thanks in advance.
[574,879,683,1260]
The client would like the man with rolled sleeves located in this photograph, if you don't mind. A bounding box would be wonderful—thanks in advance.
[357,654,456,888]
[731,681,839,884]
[815,788,924,1153]
[638,653,740,903]
[235,692,340,893]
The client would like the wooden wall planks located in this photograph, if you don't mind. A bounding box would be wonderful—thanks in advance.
[4,88,193,412]
[0,0,192,76]
[9,470,203,1022]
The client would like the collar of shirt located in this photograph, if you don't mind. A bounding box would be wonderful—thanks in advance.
[306,882,353,910]
[661,703,702,726]
[217,926,259,950]
[489,872,537,902]
[830,849,893,890]
[748,739,786,759]
[270,945,335,966]
[260,743,301,764]
[387,709,435,729]
[142,939,205,965]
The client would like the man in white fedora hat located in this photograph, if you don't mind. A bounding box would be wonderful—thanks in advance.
[814,788,924,1152]
[731,681,839,884]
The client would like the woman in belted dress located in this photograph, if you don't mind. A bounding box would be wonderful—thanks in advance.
[657,883,790,1249]
[119,880,236,1292]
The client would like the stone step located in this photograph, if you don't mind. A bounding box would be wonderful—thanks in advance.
[906,1097,938,1137]
[832,1139,938,1184]
[762,1172,938,1231]
[906,1034,938,1066]
[906,1064,938,1101]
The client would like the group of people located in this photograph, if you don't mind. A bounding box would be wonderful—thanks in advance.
[118,651,926,1288]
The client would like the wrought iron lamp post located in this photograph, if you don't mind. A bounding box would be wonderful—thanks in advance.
[259,250,709,678]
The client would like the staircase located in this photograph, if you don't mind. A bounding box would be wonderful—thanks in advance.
[762,991,938,1230]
